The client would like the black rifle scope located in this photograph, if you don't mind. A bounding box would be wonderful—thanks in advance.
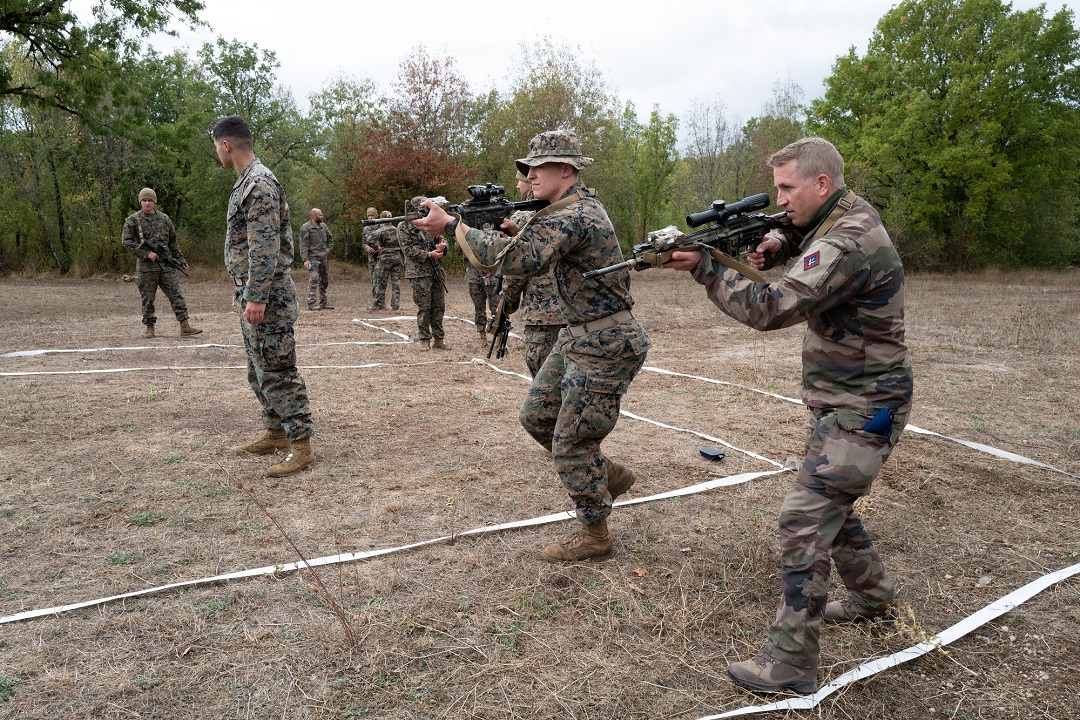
[686,192,770,229]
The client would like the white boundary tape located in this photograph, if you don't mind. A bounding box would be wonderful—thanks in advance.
[700,561,1080,718]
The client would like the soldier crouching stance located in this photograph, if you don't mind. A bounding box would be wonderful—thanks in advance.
[412,130,650,562]
[212,114,316,478]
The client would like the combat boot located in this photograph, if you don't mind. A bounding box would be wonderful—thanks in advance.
[267,437,315,477]
[143,324,155,339]
[477,331,488,349]
[320,302,334,310]
[180,319,202,336]
[542,519,613,562]
[823,597,897,625]
[727,642,818,695]
[604,457,637,502]
[234,428,290,456]
[419,339,431,351]
[433,338,450,350]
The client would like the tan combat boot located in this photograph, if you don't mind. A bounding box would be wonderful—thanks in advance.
[267,437,315,477]
[823,597,897,625]
[604,457,637,502]
[143,324,155,339]
[542,519,613,562]
[180,319,203,336]
[234,428,290,456]
[477,331,488,349]
[433,338,450,350]
[419,339,431,351]
[727,642,818,695]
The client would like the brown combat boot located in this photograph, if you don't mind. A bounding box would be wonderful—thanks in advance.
[823,597,897,625]
[234,428,290,456]
[179,320,203,336]
[267,437,315,477]
[143,324,155,339]
[542,519,613,562]
[604,457,637,502]
[727,642,818,695]
[477,331,488,349]
[433,338,450,350]
[419,339,431,351]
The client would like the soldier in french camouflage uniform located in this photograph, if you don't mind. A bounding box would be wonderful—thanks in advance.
[500,171,567,376]
[121,187,202,339]
[298,207,334,311]
[212,114,316,478]
[399,209,449,350]
[665,137,913,695]
[371,211,402,311]
[362,207,380,306]
[413,130,650,562]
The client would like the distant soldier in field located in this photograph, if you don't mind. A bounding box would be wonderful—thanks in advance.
[399,202,449,350]
[371,211,402,311]
[211,114,316,478]
[362,207,380,307]
[298,207,334,311]
[498,170,567,375]
[665,137,912,695]
[121,187,202,339]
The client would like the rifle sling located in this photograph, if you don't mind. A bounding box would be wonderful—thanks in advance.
[807,190,857,244]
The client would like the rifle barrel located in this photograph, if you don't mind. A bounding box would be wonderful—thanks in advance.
[582,258,638,279]
[361,212,424,227]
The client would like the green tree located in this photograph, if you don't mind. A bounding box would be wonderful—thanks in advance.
[632,106,679,239]
[809,0,1080,269]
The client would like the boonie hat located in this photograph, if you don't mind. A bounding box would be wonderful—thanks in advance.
[515,130,593,175]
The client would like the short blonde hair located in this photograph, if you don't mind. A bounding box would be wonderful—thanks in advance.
[768,137,845,187]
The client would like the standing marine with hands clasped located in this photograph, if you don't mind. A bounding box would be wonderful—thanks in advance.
[298,207,334,311]
[121,187,202,339]
[212,114,317,478]
[664,137,913,695]
[400,204,449,350]
[412,130,650,563]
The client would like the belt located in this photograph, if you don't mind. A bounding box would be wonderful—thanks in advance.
[567,309,634,338]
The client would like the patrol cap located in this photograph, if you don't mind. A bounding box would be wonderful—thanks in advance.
[515,130,593,175]
[515,169,528,182]
[138,188,157,202]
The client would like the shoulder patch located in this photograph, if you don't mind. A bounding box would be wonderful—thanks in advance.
[790,240,846,294]
[803,251,821,271]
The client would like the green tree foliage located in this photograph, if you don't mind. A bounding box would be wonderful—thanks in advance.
[631,106,679,241]
[809,0,1080,269]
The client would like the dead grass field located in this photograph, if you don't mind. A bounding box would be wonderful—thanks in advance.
[0,266,1077,719]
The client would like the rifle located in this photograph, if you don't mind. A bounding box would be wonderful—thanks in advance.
[486,275,511,360]
[140,240,189,276]
[583,193,789,280]
[361,183,548,231]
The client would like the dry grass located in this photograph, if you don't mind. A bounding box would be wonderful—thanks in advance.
[0,267,1077,719]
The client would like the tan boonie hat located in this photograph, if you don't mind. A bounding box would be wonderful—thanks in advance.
[138,188,157,202]
[515,130,594,175]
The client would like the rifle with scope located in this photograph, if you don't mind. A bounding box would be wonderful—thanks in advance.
[360,183,549,231]
[583,193,790,281]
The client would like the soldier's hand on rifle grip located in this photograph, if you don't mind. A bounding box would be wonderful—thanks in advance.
[412,200,452,235]
[499,218,519,236]
[147,251,159,261]
[662,250,703,272]
[747,235,782,270]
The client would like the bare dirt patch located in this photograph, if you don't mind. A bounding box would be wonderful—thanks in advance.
[0,266,1077,719]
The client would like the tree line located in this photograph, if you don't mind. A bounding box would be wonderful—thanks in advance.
[1,0,1077,276]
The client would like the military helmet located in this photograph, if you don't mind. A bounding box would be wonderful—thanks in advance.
[138,187,158,203]
[515,130,593,175]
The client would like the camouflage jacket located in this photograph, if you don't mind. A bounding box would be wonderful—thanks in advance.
[298,221,333,261]
[498,206,564,327]
[225,157,295,304]
[122,210,184,272]
[691,192,913,416]
[399,221,445,280]
[373,225,403,258]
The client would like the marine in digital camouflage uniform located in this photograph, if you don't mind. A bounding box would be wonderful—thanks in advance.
[399,210,448,350]
[212,114,316,478]
[412,130,650,563]
[371,213,402,310]
[120,187,201,338]
[362,207,380,305]
[666,137,913,695]
[298,207,334,310]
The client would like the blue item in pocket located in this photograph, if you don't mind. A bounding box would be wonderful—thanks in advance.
[864,407,893,435]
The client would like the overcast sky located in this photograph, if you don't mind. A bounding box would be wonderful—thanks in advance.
[89,0,1080,142]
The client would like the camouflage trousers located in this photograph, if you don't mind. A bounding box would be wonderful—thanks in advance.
[305,257,330,309]
[523,324,565,378]
[373,253,402,310]
[467,272,498,329]
[137,268,189,326]
[519,324,649,524]
[767,407,904,667]
[409,275,445,341]
[238,278,314,442]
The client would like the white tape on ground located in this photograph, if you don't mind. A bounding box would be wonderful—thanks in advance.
[0,470,781,626]
[700,560,1080,718]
